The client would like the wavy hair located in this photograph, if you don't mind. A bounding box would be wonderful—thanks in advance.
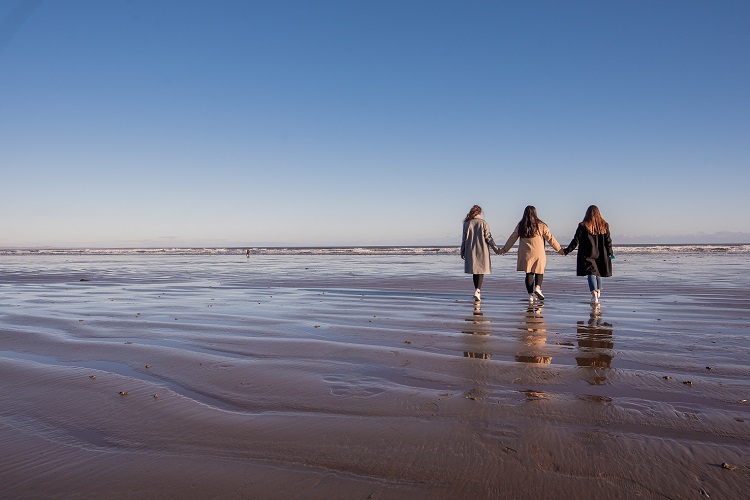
[463,205,483,223]
[518,205,543,238]
[582,205,609,235]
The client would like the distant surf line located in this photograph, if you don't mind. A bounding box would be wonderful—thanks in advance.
[2,244,750,256]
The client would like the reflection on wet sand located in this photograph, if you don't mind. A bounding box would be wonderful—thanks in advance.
[464,351,492,360]
[576,305,614,384]
[515,306,552,364]
[520,389,547,401]
[463,302,492,359]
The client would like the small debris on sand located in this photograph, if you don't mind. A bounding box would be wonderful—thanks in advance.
[118,391,129,396]
[464,388,487,401]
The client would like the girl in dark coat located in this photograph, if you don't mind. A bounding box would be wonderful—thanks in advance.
[563,205,613,304]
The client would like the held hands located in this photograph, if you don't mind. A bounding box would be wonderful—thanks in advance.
[558,248,566,256]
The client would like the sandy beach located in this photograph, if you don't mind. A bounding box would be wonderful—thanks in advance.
[1,249,749,499]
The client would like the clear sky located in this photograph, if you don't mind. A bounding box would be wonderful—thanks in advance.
[1,0,749,248]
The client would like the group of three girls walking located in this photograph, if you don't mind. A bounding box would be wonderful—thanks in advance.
[460,204,613,305]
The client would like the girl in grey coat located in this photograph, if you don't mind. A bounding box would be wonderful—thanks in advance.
[461,205,501,302]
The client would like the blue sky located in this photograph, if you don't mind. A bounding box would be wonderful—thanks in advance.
[1,0,749,247]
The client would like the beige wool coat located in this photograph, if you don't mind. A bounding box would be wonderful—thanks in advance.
[461,218,500,274]
[502,223,561,274]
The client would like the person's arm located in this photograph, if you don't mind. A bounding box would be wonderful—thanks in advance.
[564,224,582,255]
[460,222,467,259]
[501,226,519,254]
[605,229,614,258]
[484,221,501,254]
[542,224,562,252]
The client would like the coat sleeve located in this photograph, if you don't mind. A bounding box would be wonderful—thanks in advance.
[565,224,583,255]
[502,226,519,253]
[484,222,500,253]
[605,230,613,258]
[460,222,468,258]
[542,224,562,252]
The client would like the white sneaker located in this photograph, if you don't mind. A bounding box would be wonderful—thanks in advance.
[474,289,481,302]
[528,294,535,304]
[590,294,599,305]
[534,286,545,300]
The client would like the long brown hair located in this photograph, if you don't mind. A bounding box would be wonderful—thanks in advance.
[518,205,543,238]
[582,205,609,235]
[463,205,482,223]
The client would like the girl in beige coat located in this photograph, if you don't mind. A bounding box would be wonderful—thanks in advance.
[500,205,564,304]
[461,205,501,302]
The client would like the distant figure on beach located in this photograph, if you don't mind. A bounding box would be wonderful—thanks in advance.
[499,205,563,304]
[461,205,501,302]
[246,249,250,258]
[562,205,613,305]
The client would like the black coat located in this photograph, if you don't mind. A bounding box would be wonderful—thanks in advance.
[564,223,613,277]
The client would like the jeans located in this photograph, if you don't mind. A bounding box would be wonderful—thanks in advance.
[587,274,602,292]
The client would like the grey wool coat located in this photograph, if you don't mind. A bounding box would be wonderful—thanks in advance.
[461,218,500,274]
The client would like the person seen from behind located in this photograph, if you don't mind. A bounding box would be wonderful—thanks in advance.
[461,205,501,302]
[563,205,614,305]
[499,205,564,304]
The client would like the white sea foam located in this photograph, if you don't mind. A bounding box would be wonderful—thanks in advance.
[1,244,749,256]
[611,244,750,254]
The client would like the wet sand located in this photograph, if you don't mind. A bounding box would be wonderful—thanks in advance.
[1,252,749,498]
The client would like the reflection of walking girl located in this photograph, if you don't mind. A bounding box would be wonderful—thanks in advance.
[461,205,501,302]
[499,205,563,304]
[515,307,552,364]
[563,205,613,305]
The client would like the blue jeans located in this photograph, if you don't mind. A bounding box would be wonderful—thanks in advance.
[587,274,602,292]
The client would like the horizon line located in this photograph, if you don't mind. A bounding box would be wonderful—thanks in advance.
[2,242,750,250]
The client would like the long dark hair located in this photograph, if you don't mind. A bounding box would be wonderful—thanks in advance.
[463,205,482,223]
[518,205,543,238]
[582,205,609,235]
